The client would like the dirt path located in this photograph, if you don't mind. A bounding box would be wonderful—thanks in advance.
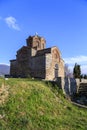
[0,84,9,104]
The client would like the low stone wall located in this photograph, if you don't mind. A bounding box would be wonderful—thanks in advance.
[56,77,80,95]
[80,79,87,83]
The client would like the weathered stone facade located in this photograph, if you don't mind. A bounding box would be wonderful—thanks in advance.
[56,77,87,96]
[10,35,65,80]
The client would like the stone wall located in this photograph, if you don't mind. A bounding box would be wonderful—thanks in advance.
[30,55,45,79]
[45,47,65,80]
[26,35,46,50]
[56,77,80,95]
[10,60,17,76]
[45,54,53,80]
[58,59,65,77]
[16,47,31,77]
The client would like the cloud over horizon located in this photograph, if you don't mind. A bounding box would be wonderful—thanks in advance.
[64,55,87,64]
[4,16,20,31]
[64,55,87,74]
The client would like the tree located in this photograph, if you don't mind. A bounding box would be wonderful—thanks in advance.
[64,64,73,78]
[73,63,81,78]
[65,64,70,77]
[84,74,87,79]
[80,74,84,79]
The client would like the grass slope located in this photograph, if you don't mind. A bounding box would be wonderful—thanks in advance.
[0,78,87,130]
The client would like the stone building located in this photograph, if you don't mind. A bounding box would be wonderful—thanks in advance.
[10,34,65,80]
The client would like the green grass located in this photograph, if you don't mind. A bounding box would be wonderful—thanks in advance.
[0,78,87,130]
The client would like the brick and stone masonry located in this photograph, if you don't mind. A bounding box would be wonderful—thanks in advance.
[10,34,65,80]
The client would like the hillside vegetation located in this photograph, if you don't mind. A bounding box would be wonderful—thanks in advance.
[0,78,87,130]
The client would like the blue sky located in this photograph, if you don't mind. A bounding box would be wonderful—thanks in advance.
[0,0,87,74]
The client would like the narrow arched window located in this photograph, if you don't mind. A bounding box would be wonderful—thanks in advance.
[55,64,59,78]
[42,44,44,49]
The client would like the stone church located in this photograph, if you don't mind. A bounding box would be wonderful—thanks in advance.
[10,34,65,80]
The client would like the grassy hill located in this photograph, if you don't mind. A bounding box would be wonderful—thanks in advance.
[0,78,87,130]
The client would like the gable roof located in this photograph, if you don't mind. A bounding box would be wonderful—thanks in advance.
[36,48,51,56]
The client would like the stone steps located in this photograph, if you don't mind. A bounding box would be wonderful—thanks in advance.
[78,83,87,96]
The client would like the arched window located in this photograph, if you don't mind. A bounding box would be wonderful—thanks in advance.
[36,41,40,48]
[42,44,44,49]
[55,64,59,78]
[55,64,58,69]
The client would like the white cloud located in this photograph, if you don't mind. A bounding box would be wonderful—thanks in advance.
[64,55,87,64]
[64,55,87,74]
[81,65,87,74]
[4,16,20,31]
[0,63,10,66]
